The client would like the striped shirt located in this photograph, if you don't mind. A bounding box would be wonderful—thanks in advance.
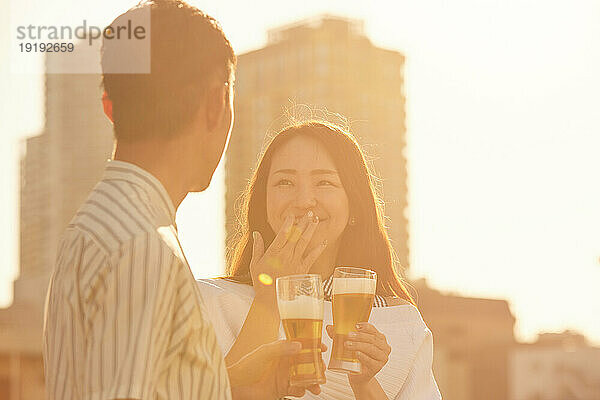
[43,160,231,400]
[322,275,388,307]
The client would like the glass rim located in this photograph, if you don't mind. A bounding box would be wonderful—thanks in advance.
[276,273,322,282]
[275,273,324,301]
[333,266,377,278]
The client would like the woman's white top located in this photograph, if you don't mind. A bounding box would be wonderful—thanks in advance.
[197,278,441,400]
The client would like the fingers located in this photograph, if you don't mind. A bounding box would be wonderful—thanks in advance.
[346,341,388,362]
[325,325,334,339]
[348,330,387,351]
[261,340,302,360]
[306,384,322,395]
[356,350,385,375]
[349,325,391,359]
[356,323,390,353]
[280,212,311,258]
[348,331,376,345]
[356,322,382,336]
[287,386,307,397]
[275,357,291,397]
[268,215,295,254]
[302,238,328,269]
[292,214,319,261]
[290,212,312,243]
[276,357,303,397]
[251,231,264,265]
[261,212,325,277]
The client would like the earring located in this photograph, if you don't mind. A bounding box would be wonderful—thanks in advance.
[349,217,357,226]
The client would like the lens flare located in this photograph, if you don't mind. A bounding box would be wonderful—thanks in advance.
[258,273,273,286]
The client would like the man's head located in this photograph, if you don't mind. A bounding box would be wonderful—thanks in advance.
[102,0,236,190]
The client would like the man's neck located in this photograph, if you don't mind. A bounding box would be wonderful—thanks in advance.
[113,139,190,211]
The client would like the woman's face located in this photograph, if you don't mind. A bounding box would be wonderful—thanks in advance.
[266,135,350,255]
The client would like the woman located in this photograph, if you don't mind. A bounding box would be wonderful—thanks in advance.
[198,121,441,399]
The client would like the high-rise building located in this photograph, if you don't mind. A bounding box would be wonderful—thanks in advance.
[16,73,113,308]
[225,16,409,271]
[0,48,113,398]
[509,331,600,400]
[414,279,517,400]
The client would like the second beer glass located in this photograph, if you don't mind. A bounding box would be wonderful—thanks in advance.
[328,267,377,374]
[276,274,326,386]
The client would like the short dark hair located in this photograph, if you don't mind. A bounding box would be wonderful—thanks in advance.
[101,0,236,141]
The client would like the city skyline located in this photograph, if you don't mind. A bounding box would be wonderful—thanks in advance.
[1,0,600,347]
[0,23,547,398]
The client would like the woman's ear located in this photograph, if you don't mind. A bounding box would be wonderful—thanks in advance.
[102,91,114,123]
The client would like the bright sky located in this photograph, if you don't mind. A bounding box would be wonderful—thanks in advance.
[1,0,599,345]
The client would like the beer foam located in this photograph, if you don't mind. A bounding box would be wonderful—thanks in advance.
[278,295,324,320]
[332,278,377,295]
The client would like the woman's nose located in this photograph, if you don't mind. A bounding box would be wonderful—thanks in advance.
[294,186,317,209]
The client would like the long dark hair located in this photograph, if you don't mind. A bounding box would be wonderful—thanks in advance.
[226,120,414,304]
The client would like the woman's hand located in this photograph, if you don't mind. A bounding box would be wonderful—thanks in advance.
[250,212,327,297]
[226,212,326,367]
[326,322,391,385]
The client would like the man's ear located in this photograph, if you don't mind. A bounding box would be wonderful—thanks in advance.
[205,83,227,132]
[102,91,114,123]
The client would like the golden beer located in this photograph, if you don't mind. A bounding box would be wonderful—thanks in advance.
[331,292,374,366]
[328,268,377,374]
[277,275,326,386]
[281,318,326,385]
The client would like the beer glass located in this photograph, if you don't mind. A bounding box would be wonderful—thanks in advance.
[276,274,326,386]
[328,267,377,374]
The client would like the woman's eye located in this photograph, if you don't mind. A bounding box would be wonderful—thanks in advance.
[317,180,336,187]
[275,179,293,187]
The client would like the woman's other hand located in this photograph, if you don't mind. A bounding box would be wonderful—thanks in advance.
[326,323,391,385]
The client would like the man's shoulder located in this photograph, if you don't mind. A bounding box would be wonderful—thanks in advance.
[68,182,161,254]
[65,218,180,268]
[60,226,186,305]
[62,223,174,255]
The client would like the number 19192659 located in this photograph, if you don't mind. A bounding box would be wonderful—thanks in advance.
[19,43,75,52]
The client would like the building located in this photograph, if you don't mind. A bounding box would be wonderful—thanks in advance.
[509,331,600,400]
[0,48,113,398]
[414,279,518,400]
[225,15,410,271]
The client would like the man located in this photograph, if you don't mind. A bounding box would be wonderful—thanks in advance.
[42,1,322,399]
